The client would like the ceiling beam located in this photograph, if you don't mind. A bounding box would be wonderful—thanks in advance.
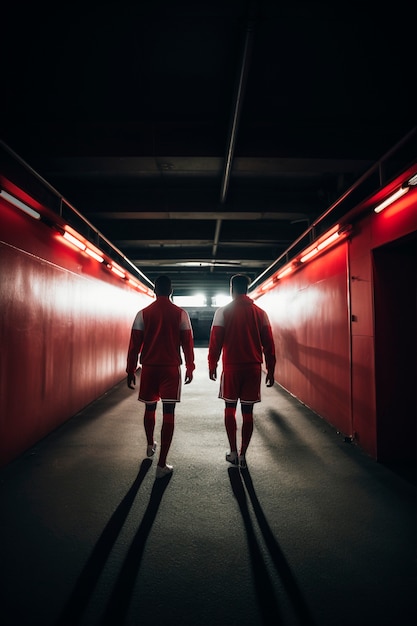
[36,156,373,178]
[89,211,310,220]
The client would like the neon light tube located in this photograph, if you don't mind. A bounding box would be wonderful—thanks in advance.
[111,265,125,278]
[0,190,41,220]
[85,247,104,263]
[62,231,86,250]
[317,231,340,251]
[300,247,318,263]
[277,265,293,279]
[261,279,275,291]
[374,186,409,213]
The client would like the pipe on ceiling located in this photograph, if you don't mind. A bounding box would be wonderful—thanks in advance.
[219,19,255,205]
[213,18,255,273]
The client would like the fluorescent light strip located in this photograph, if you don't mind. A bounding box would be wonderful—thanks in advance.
[111,265,126,278]
[277,265,293,279]
[62,231,86,250]
[0,189,41,220]
[300,247,318,263]
[300,225,345,263]
[85,247,104,263]
[261,279,275,291]
[317,231,339,251]
[62,230,106,263]
[374,186,409,213]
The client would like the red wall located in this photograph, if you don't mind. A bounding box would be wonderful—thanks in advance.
[0,198,153,467]
[258,241,351,436]
[255,184,417,462]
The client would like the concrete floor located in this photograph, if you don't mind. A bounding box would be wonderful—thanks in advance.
[0,347,416,626]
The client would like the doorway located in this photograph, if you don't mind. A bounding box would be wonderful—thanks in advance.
[373,233,416,483]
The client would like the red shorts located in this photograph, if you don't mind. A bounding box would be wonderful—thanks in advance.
[138,365,182,403]
[219,364,261,404]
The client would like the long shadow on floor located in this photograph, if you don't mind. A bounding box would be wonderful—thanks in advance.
[98,472,173,626]
[228,467,317,626]
[56,459,154,626]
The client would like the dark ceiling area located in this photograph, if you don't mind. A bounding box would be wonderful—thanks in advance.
[1,2,416,297]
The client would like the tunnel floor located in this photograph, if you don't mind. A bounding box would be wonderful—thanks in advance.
[0,347,416,626]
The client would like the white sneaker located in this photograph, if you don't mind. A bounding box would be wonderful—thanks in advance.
[156,464,173,479]
[147,442,157,457]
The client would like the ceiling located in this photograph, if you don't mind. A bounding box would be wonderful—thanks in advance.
[1,2,416,298]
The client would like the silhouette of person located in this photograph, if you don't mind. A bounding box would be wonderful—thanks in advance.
[127,275,195,478]
[208,274,276,468]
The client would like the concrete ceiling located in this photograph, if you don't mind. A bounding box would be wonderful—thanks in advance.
[1,1,416,296]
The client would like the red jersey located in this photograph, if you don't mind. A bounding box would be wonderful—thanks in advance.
[208,294,276,373]
[126,296,195,373]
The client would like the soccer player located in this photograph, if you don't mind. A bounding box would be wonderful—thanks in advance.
[208,274,276,469]
[126,275,195,478]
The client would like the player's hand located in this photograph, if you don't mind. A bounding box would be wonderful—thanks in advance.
[209,368,217,381]
[127,373,136,389]
[185,369,193,384]
[265,372,274,387]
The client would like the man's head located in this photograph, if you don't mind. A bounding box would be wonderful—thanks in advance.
[230,274,250,297]
[154,275,173,297]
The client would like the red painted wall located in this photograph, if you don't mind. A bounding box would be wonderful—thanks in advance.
[258,241,351,436]
[255,184,417,462]
[0,198,153,467]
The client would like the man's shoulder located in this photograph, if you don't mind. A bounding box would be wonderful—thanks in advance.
[168,300,186,312]
[251,301,270,322]
[142,299,157,311]
[163,299,189,317]
[138,298,160,316]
